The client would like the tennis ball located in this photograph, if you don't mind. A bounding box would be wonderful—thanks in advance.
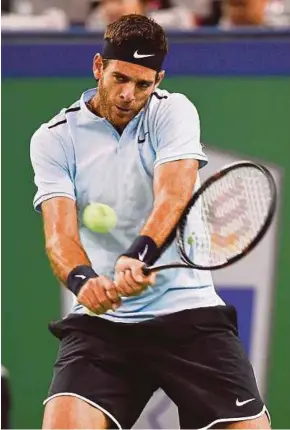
[82,203,117,233]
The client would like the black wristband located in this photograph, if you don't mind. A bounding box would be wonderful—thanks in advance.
[67,265,98,296]
[121,235,160,265]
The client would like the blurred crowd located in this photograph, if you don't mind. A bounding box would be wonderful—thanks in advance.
[2,0,290,31]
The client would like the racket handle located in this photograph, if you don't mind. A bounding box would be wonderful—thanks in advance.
[141,265,151,276]
[142,262,194,274]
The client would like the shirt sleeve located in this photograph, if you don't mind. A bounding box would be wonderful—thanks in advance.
[154,93,208,169]
[30,126,76,212]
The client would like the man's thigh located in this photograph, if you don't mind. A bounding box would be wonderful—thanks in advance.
[222,413,270,429]
[150,306,270,429]
[43,395,110,429]
[45,315,157,429]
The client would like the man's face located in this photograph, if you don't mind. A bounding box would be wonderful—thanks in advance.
[96,59,162,129]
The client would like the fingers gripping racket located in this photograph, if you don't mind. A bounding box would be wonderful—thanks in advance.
[142,161,277,275]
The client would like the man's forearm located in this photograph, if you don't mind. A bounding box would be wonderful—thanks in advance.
[141,195,189,247]
[141,160,198,248]
[46,236,91,285]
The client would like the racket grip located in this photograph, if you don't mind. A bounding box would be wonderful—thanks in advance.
[141,265,151,276]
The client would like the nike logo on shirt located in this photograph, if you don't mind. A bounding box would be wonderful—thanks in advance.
[138,131,149,144]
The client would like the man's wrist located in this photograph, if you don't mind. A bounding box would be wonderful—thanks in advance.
[121,235,160,265]
[67,265,98,296]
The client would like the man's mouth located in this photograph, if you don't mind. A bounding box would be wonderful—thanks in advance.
[116,105,131,113]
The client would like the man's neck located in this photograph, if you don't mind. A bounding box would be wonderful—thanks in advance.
[87,95,124,135]
[87,94,102,117]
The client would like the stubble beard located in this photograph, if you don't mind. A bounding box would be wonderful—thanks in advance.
[97,77,112,122]
[97,77,150,129]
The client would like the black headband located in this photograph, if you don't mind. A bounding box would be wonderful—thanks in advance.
[102,38,166,72]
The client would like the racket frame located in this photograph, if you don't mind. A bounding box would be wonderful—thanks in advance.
[143,161,277,275]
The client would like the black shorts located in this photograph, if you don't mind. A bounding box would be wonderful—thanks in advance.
[45,306,269,429]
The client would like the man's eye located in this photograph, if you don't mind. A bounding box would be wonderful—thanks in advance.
[115,76,125,83]
[138,83,150,89]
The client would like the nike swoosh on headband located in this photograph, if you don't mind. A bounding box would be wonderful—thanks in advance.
[133,50,155,59]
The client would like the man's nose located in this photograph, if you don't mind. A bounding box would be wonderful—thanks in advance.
[119,83,135,103]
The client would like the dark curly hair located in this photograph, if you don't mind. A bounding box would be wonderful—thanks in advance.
[104,14,168,54]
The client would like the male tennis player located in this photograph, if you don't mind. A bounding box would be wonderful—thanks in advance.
[30,14,270,430]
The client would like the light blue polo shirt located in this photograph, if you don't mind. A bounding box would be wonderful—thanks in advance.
[30,87,224,322]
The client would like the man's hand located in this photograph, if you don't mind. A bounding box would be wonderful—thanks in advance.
[77,276,121,314]
[114,256,156,297]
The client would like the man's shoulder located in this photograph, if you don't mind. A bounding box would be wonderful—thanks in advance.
[47,102,81,130]
[32,100,81,141]
[46,100,81,131]
[148,88,196,115]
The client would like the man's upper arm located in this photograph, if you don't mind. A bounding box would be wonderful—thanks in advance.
[154,93,208,169]
[153,159,199,202]
[30,125,76,212]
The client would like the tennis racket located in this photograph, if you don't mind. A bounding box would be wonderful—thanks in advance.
[142,161,277,275]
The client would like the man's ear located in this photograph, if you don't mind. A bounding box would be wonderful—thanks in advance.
[154,70,165,89]
[93,53,103,80]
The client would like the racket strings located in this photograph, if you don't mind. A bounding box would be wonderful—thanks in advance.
[184,167,274,267]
